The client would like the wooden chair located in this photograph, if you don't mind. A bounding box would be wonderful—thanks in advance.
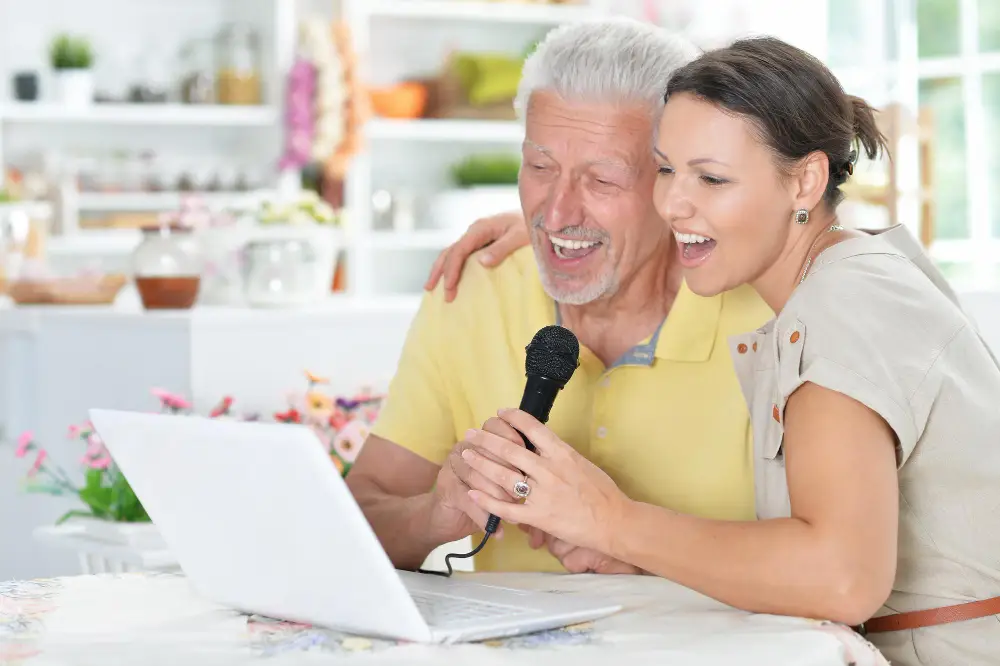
[840,103,935,247]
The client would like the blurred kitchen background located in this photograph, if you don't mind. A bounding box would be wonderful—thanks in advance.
[0,0,997,580]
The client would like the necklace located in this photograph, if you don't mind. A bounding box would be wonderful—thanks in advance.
[797,223,844,284]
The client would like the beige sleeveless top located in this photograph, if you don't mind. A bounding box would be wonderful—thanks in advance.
[728,226,1000,666]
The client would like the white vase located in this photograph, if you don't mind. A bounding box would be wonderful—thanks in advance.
[428,186,521,232]
[53,69,94,107]
[67,515,167,549]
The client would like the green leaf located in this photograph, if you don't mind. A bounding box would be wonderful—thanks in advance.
[78,486,113,519]
[85,468,104,492]
[55,509,98,525]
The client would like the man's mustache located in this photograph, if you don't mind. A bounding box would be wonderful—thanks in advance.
[531,214,609,243]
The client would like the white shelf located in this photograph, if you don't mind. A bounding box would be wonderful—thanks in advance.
[47,229,142,255]
[77,191,271,212]
[0,102,278,127]
[366,118,524,142]
[369,229,460,250]
[366,0,599,24]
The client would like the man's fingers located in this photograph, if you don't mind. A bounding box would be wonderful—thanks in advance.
[546,536,577,561]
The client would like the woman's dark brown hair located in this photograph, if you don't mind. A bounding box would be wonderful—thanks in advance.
[665,36,888,207]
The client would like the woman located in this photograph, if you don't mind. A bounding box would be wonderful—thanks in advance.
[425,37,1000,665]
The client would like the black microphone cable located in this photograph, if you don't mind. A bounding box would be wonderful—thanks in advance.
[417,519,498,578]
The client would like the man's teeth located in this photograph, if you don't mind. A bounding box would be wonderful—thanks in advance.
[550,236,600,250]
[550,235,601,259]
[673,231,713,244]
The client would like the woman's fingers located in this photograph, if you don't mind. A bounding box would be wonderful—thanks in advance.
[497,409,569,459]
[478,223,531,267]
[481,416,525,447]
[468,489,528,525]
[466,428,545,480]
[462,448,530,500]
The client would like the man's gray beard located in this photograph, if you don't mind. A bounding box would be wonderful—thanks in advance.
[529,215,617,305]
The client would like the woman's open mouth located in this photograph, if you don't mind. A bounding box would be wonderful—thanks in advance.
[673,231,716,268]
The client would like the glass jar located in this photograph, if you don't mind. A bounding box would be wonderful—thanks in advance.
[242,238,318,307]
[132,225,202,309]
[179,38,214,104]
[215,24,261,105]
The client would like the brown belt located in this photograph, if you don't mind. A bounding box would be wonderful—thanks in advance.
[857,596,1000,635]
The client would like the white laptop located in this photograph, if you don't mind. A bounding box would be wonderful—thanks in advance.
[88,408,622,644]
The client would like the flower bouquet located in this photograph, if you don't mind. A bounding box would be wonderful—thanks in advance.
[13,371,383,528]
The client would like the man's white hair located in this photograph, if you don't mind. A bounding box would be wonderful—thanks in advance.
[514,17,700,121]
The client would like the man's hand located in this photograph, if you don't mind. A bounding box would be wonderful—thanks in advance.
[429,429,528,542]
[519,525,642,575]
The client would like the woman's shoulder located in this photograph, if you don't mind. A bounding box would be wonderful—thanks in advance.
[783,237,969,355]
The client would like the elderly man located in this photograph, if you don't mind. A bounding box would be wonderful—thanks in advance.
[346,19,772,573]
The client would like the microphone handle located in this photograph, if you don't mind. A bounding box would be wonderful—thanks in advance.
[484,374,564,534]
[515,373,563,451]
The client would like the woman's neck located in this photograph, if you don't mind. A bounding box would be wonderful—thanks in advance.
[751,209,846,314]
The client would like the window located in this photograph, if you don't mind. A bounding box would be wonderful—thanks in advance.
[828,0,1000,287]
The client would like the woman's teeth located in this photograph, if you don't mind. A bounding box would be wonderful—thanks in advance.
[550,235,601,259]
[673,231,713,244]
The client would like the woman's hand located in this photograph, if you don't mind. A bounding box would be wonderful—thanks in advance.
[519,525,642,575]
[424,211,530,302]
[460,409,631,555]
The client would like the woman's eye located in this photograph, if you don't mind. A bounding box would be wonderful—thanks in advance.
[700,174,728,186]
[656,165,674,176]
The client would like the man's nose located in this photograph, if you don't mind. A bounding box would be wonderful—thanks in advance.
[542,178,584,231]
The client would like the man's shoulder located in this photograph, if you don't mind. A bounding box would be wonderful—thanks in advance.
[718,284,774,335]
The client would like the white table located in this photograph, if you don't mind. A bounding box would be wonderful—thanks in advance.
[0,571,888,665]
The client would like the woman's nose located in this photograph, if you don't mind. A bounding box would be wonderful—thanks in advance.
[654,176,695,224]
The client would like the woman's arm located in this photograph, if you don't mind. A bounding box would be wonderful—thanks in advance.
[424,211,530,302]
[464,386,899,626]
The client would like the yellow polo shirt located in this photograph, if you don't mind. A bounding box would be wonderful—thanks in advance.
[371,247,773,571]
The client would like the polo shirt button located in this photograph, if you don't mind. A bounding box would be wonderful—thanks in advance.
[737,343,748,354]
[596,426,608,438]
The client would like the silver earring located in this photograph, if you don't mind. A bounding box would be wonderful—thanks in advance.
[794,209,809,225]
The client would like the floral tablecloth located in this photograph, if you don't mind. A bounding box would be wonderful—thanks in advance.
[0,571,888,665]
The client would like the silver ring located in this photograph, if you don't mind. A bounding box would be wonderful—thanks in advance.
[513,478,531,499]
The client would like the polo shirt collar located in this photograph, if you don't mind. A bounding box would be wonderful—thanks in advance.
[654,281,723,362]
[549,279,721,367]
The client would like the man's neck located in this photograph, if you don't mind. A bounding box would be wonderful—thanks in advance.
[558,236,681,367]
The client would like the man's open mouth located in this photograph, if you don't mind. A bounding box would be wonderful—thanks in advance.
[549,235,603,260]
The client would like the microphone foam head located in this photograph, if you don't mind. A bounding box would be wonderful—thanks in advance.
[525,325,580,385]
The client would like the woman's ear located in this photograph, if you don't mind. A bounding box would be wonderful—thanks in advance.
[790,151,830,212]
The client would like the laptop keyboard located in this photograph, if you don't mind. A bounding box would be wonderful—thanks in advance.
[409,590,528,626]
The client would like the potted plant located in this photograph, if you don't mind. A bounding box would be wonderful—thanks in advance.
[428,153,522,232]
[49,34,95,107]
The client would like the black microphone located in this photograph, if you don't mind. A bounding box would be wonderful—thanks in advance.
[484,325,580,535]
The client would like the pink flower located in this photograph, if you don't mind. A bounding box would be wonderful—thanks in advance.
[85,433,104,455]
[15,431,34,458]
[333,420,368,463]
[86,455,112,470]
[28,449,47,476]
[68,425,80,439]
[151,387,192,411]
